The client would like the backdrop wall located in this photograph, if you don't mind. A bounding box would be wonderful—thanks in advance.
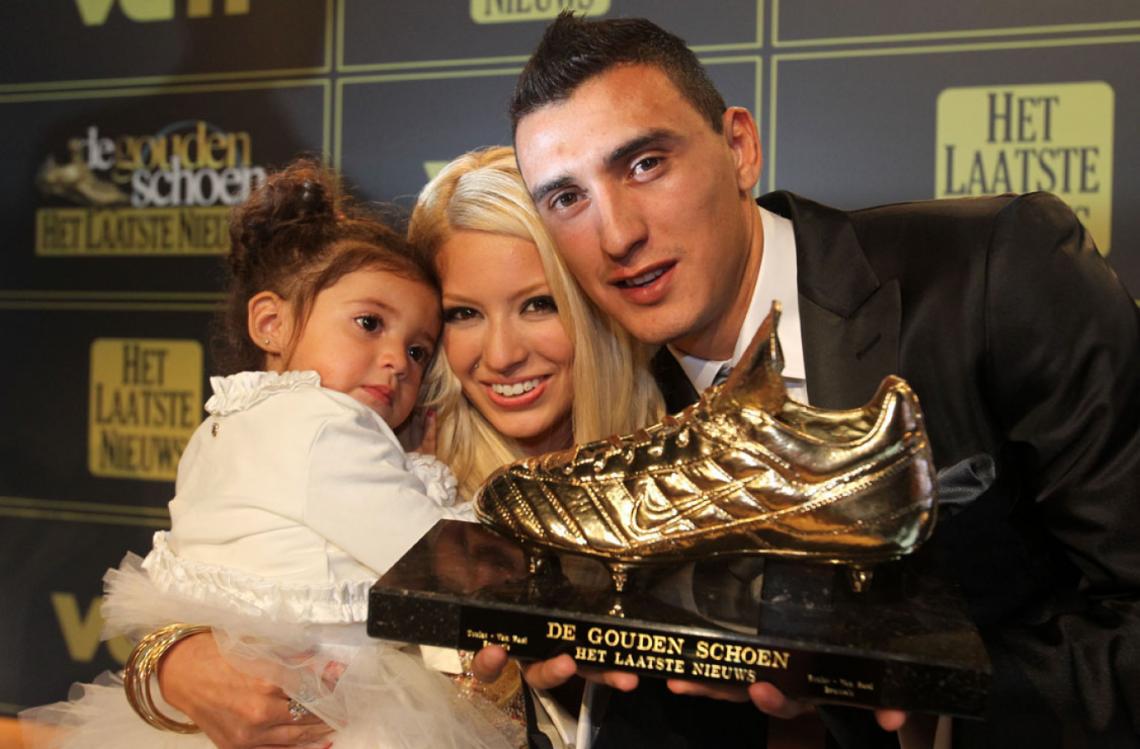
[2,0,1137,713]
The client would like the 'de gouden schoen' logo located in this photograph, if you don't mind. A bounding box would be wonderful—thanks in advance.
[936,82,1114,253]
[35,120,266,256]
[470,0,608,25]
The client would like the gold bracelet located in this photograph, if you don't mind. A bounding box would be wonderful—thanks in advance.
[122,623,210,733]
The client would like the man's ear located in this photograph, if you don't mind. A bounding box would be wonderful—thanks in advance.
[247,291,290,364]
[722,106,763,195]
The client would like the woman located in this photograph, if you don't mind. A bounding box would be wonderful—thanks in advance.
[128,147,663,748]
[411,146,662,495]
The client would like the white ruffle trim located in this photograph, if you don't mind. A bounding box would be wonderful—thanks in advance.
[24,554,523,749]
[205,370,322,416]
[407,452,459,506]
[140,532,370,625]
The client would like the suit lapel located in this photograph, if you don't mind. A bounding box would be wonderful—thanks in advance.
[799,283,900,408]
[651,347,699,413]
[759,192,901,409]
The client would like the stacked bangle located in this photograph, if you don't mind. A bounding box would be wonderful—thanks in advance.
[122,623,210,733]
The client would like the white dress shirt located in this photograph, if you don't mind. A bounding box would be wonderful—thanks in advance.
[669,206,809,403]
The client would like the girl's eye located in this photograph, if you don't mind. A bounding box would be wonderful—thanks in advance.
[443,306,478,323]
[408,345,431,364]
[522,295,558,314]
[354,314,381,332]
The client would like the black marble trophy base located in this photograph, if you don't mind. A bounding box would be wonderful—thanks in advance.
[369,520,990,717]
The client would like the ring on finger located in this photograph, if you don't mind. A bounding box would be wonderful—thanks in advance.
[287,698,311,722]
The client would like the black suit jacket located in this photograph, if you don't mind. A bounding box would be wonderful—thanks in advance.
[646,191,1140,748]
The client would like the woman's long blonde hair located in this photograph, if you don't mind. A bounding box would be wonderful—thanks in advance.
[409,146,663,497]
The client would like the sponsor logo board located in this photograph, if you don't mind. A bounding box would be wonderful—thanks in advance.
[89,338,203,481]
[35,121,265,256]
[937,82,1113,252]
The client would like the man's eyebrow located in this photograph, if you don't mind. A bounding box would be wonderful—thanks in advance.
[530,130,679,205]
[605,129,676,169]
[531,175,574,205]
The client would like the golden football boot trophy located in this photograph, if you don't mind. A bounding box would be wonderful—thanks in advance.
[474,302,938,593]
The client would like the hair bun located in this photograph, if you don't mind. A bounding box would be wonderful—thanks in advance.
[283,170,335,225]
[298,178,329,218]
[229,160,342,276]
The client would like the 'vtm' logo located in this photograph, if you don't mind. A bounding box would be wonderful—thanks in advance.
[35,121,266,255]
[936,82,1114,254]
[76,0,250,26]
[470,0,609,25]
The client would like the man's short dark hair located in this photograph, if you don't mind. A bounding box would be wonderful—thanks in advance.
[510,12,727,136]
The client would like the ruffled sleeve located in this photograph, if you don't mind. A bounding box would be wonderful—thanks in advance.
[405,452,459,507]
[206,371,322,416]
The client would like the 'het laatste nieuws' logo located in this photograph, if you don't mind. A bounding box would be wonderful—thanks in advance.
[89,338,202,481]
[470,0,609,25]
[936,82,1114,253]
[35,120,266,256]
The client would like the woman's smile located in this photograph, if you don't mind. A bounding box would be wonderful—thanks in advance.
[438,230,575,455]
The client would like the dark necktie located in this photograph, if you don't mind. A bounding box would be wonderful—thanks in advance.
[712,364,733,387]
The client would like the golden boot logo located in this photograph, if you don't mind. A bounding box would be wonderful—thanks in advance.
[937,82,1114,253]
[75,0,251,26]
[36,121,266,255]
[471,0,609,24]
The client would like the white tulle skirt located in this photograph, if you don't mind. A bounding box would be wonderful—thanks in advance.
[21,540,522,749]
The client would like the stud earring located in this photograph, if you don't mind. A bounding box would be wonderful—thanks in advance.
[263,338,271,346]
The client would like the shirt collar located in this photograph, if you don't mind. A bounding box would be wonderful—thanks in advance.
[668,205,804,392]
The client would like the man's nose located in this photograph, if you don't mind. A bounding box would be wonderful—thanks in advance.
[595,186,647,260]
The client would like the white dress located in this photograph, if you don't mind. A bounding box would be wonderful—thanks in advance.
[21,371,521,749]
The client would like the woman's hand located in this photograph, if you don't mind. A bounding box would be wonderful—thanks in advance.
[157,631,333,749]
[396,408,437,454]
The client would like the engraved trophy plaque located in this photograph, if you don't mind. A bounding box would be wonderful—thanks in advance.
[369,519,990,716]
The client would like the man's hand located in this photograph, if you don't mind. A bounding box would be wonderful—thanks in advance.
[471,646,638,691]
[158,631,333,749]
[667,678,907,730]
[473,646,906,731]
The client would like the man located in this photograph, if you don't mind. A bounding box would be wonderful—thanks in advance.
[477,11,1140,749]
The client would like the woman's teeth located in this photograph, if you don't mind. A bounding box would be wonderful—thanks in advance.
[491,378,542,397]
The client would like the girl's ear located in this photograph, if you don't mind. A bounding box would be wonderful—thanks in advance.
[248,291,290,368]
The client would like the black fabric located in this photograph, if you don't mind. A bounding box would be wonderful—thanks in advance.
[650,346,699,414]
[642,192,1140,747]
[816,705,899,749]
[524,685,555,749]
[767,192,1140,746]
[592,679,768,748]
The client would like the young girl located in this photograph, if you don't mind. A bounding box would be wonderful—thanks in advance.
[22,160,521,749]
